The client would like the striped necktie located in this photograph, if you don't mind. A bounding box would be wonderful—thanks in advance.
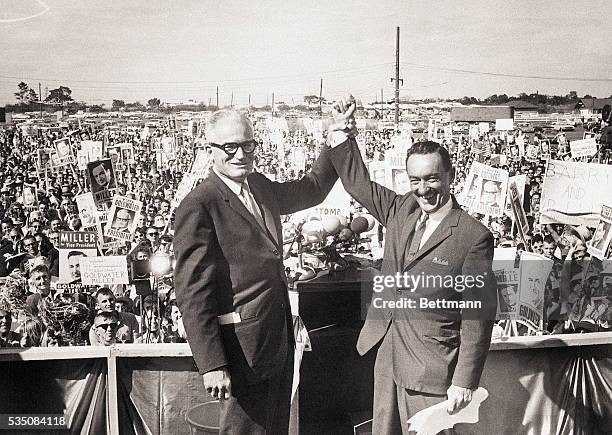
[240,183,266,229]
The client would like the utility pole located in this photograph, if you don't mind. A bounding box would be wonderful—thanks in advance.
[319,78,323,117]
[380,88,384,120]
[216,86,219,108]
[39,82,42,118]
[248,94,251,106]
[272,92,275,117]
[390,26,403,127]
[230,92,233,107]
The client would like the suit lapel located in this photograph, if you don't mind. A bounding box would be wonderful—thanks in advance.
[249,176,280,247]
[402,199,462,271]
[209,172,279,248]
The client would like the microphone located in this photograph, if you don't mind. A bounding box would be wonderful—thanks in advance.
[350,216,369,234]
[321,216,342,235]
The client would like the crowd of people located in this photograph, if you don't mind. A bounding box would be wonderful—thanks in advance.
[0,105,611,349]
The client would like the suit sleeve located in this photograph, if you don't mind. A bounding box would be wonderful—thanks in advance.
[271,145,339,215]
[173,197,228,375]
[328,138,408,227]
[452,230,497,389]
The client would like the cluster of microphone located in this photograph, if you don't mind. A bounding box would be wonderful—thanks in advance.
[285,213,376,282]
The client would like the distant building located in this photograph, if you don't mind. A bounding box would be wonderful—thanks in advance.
[575,98,612,118]
[450,105,513,123]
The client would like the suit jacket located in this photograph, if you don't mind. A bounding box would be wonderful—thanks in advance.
[329,139,497,394]
[174,147,337,386]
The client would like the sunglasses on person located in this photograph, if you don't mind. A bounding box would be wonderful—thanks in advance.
[209,140,257,156]
[147,231,158,237]
[23,242,37,248]
[96,322,119,330]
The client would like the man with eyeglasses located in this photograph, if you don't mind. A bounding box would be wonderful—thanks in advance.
[111,208,133,232]
[89,287,138,345]
[174,109,348,434]
[91,311,120,346]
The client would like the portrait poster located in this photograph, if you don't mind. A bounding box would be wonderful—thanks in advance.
[76,149,89,171]
[106,145,124,171]
[36,148,51,176]
[493,263,520,321]
[105,195,143,242]
[21,183,38,211]
[460,162,509,217]
[53,137,75,166]
[119,143,134,164]
[587,204,612,260]
[87,158,117,205]
[517,252,553,330]
[539,140,551,160]
[75,192,99,229]
[57,231,98,292]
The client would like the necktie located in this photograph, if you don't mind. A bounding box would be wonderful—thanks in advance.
[407,213,429,257]
[240,183,266,230]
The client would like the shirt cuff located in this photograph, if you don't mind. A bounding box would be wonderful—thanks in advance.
[328,130,349,148]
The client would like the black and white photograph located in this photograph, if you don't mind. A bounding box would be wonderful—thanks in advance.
[2,1,612,434]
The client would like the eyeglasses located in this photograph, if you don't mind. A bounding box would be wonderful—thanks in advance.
[96,323,118,330]
[209,140,257,156]
[147,232,158,237]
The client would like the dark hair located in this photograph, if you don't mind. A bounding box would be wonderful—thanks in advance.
[543,235,556,245]
[405,141,452,172]
[532,233,543,244]
[68,251,86,259]
[95,287,114,299]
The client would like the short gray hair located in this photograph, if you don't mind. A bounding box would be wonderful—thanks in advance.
[206,110,253,140]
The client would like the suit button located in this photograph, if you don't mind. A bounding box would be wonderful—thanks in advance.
[272,249,279,255]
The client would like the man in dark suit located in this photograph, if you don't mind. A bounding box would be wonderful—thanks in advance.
[328,97,497,434]
[173,109,344,434]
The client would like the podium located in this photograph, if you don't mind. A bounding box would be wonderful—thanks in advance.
[291,267,376,434]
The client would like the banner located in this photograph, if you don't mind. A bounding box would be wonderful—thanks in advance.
[105,196,143,242]
[57,231,98,292]
[540,160,612,227]
[508,180,530,245]
[172,173,198,209]
[517,252,553,330]
[80,256,129,286]
[495,119,514,131]
[291,146,306,173]
[306,180,352,218]
[191,149,210,179]
[504,175,526,219]
[587,204,612,260]
[569,138,597,159]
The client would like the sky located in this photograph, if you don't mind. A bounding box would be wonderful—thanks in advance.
[1,0,611,106]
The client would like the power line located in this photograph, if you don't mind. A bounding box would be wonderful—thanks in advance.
[400,62,612,82]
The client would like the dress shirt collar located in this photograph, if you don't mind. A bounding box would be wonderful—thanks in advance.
[420,195,453,223]
[214,169,250,196]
